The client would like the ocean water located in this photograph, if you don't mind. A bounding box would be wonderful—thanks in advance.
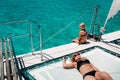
[0,0,120,55]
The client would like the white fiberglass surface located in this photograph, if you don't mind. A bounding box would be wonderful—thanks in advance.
[28,48,120,80]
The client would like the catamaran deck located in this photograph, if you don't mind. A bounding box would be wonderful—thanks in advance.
[27,48,120,80]
[18,30,120,80]
[0,31,120,80]
[21,30,120,67]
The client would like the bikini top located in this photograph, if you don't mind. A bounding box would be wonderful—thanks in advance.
[77,59,90,71]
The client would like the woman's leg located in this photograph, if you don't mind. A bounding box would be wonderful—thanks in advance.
[95,71,113,80]
[72,39,79,43]
[84,75,96,80]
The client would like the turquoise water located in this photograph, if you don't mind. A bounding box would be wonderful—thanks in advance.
[0,0,120,55]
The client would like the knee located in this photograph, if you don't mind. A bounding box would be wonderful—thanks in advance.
[102,72,112,80]
[102,72,110,75]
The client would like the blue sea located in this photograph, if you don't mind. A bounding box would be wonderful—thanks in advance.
[0,0,120,55]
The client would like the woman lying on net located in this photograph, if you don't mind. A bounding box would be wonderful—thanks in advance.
[62,53,112,80]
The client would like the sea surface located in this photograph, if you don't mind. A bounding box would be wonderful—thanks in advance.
[0,0,120,55]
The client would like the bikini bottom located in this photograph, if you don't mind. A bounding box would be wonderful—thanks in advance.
[83,70,97,79]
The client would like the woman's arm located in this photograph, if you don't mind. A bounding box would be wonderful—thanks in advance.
[62,57,75,69]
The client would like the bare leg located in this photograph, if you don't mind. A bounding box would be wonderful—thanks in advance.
[72,39,79,43]
[95,72,113,80]
[84,75,96,80]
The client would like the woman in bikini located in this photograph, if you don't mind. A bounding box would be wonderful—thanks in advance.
[72,23,87,44]
[62,53,112,80]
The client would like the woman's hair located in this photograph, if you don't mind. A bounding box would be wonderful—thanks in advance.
[80,23,86,31]
[71,52,80,62]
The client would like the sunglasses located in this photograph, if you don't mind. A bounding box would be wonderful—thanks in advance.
[73,53,80,57]
[71,53,80,62]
